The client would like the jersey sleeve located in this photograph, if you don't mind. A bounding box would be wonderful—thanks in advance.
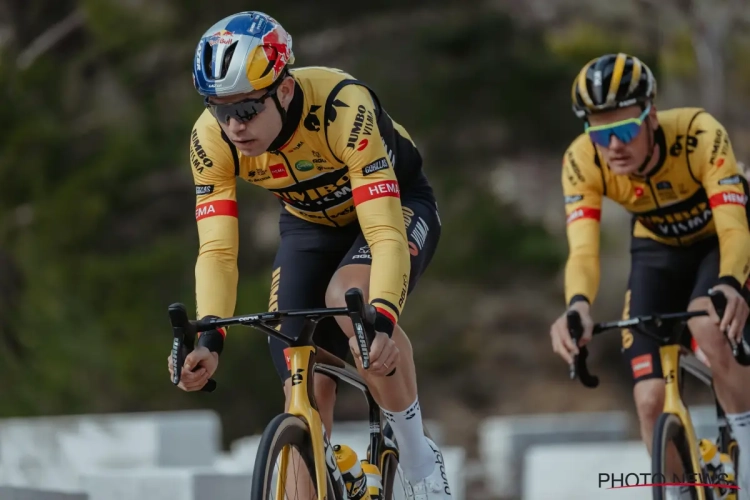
[561,140,604,306]
[326,84,409,335]
[189,112,240,334]
[691,113,750,291]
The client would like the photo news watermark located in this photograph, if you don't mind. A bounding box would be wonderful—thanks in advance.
[599,472,739,491]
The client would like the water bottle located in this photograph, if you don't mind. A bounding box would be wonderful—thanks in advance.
[334,444,371,500]
[361,461,383,500]
[699,439,737,500]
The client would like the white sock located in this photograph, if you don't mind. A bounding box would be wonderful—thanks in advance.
[382,397,435,482]
[726,411,750,500]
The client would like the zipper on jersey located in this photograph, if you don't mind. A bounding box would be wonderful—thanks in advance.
[275,150,339,227]
[645,178,683,246]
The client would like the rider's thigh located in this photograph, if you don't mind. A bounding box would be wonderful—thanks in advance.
[686,239,735,371]
[633,378,666,425]
[622,237,695,382]
[268,211,357,383]
[326,196,442,337]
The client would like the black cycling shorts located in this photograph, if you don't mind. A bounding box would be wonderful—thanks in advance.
[266,195,441,383]
[621,236,723,383]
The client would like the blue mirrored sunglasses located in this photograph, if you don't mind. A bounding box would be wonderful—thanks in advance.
[585,104,651,147]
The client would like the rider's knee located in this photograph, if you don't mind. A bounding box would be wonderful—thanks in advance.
[633,379,665,426]
[687,301,732,372]
[325,280,349,309]
[325,265,370,309]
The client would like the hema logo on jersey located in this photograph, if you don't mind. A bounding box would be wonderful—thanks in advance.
[352,180,400,205]
[710,191,748,207]
[566,207,601,225]
[195,200,238,220]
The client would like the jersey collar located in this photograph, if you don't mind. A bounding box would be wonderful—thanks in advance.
[628,126,667,179]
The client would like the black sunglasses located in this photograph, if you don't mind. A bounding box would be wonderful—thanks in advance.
[205,86,279,124]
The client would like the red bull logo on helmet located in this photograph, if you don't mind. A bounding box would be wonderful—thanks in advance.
[260,28,293,79]
[208,30,233,46]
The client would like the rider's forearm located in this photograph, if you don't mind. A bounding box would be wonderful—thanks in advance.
[367,228,410,336]
[194,214,239,327]
[195,250,238,326]
[712,209,750,291]
[564,254,600,306]
[563,213,601,306]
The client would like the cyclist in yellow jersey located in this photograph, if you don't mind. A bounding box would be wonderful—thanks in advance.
[166,11,452,498]
[549,53,750,499]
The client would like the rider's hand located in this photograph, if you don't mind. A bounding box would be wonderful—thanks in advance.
[349,332,399,377]
[550,301,594,365]
[167,346,219,392]
[710,284,749,344]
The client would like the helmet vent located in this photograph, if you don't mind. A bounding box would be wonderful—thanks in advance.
[202,41,213,80]
[221,42,238,79]
[203,40,239,81]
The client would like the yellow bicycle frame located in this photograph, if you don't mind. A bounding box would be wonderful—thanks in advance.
[660,344,707,500]
[271,343,395,499]
[274,345,330,499]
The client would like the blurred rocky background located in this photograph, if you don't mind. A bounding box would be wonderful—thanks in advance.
[1,0,748,484]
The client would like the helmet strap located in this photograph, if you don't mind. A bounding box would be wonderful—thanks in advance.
[272,93,287,124]
[267,75,302,153]
[636,119,656,175]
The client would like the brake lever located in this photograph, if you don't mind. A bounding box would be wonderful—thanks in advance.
[566,310,583,380]
[566,310,599,388]
[168,304,217,393]
[345,288,396,376]
[709,289,750,366]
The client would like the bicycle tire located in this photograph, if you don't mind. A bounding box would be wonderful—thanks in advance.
[651,412,707,500]
[251,413,337,500]
[729,439,740,488]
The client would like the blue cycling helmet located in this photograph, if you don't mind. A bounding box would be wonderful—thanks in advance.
[192,12,295,97]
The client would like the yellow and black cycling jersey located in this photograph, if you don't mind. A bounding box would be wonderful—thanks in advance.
[562,107,750,305]
[189,66,433,333]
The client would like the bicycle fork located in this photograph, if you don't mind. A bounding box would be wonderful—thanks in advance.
[661,345,709,500]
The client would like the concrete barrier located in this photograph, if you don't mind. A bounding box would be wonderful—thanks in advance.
[479,411,631,498]
[690,404,722,441]
[0,411,220,491]
[0,488,87,500]
[80,468,252,500]
[522,441,650,500]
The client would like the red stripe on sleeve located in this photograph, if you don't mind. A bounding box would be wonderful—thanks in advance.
[195,200,238,221]
[375,307,396,326]
[709,191,748,208]
[566,207,601,225]
[353,180,400,206]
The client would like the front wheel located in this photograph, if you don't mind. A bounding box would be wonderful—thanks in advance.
[251,413,337,500]
[651,412,707,500]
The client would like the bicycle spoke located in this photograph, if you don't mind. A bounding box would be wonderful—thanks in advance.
[268,444,319,500]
